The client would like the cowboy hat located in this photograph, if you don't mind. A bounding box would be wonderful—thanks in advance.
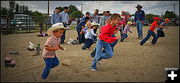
[127,21,132,25]
[47,22,65,35]
[91,22,100,26]
[136,4,142,8]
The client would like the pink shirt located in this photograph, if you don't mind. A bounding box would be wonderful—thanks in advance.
[42,35,60,58]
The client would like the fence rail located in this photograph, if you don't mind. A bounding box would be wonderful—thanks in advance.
[1,15,52,34]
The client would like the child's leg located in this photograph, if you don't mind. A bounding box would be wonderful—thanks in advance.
[82,39,89,50]
[91,39,103,69]
[51,56,60,69]
[42,58,53,79]
[140,30,152,45]
[100,43,113,59]
[87,39,94,49]
[151,32,158,44]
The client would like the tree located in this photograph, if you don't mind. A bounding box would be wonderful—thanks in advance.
[57,6,63,12]
[145,14,159,23]
[1,7,8,15]
[31,11,46,34]
[163,10,177,19]
[9,1,15,12]
[15,3,19,13]
[70,11,83,19]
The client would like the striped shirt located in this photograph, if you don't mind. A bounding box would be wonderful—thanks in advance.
[42,35,60,58]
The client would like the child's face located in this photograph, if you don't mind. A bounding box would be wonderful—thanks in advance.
[87,24,91,28]
[55,9,60,13]
[54,30,64,38]
[111,18,120,25]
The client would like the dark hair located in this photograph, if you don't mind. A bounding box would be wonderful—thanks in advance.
[103,11,107,14]
[85,17,90,21]
[107,11,110,13]
[111,13,121,19]
[63,6,69,10]
[55,7,59,10]
[86,12,90,15]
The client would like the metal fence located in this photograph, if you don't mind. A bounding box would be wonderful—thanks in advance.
[1,15,52,34]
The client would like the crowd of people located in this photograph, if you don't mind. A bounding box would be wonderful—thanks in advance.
[41,4,171,79]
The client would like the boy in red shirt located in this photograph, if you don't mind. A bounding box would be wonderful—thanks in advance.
[91,13,121,71]
[140,17,161,45]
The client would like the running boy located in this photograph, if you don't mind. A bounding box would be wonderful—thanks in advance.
[41,23,65,79]
[91,13,121,71]
[120,21,133,42]
[82,22,98,50]
[157,18,170,39]
[140,17,161,45]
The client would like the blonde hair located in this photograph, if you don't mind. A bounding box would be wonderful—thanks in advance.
[85,21,91,27]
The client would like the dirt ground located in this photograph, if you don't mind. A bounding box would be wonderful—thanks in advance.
[1,26,179,82]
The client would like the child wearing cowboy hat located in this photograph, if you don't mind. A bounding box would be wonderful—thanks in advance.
[81,22,99,50]
[41,22,65,79]
[140,17,161,45]
[120,21,133,42]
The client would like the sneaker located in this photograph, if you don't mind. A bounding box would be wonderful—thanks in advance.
[91,69,97,71]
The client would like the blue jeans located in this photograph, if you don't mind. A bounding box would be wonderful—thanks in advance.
[60,30,66,43]
[140,30,158,45]
[121,33,128,41]
[90,35,118,57]
[136,20,143,38]
[92,36,97,42]
[91,39,114,69]
[82,38,94,50]
[42,56,59,79]
[76,28,85,44]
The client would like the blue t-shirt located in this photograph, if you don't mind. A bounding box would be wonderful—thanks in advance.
[135,10,145,21]
[76,21,86,32]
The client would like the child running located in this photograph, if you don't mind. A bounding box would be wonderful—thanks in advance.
[41,23,65,79]
[91,13,121,71]
[82,22,98,50]
[140,17,161,45]
[157,18,170,40]
[120,21,133,42]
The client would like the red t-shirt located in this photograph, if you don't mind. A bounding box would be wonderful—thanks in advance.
[99,24,117,43]
[149,21,158,32]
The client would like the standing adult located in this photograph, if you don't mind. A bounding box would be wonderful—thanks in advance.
[60,6,69,44]
[134,4,145,39]
[91,9,99,23]
[81,12,91,22]
[99,11,107,27]
[51,7,61,24]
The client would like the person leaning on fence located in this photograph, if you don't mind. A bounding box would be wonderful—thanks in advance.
[59,6,69,44]
[41,23,65,79]
[51,7,61,24]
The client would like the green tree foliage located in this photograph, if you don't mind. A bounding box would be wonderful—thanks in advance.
[70,11,83,19]
[15,3,19,13]
[163,10,177,19]
[68,5,83,19]
[1,7,8,15]
[145,14,159,23]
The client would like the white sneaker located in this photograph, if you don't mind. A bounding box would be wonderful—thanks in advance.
[91,69,97,71]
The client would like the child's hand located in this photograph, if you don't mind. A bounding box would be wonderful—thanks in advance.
[54,46,60,50]
[116,36,121,40]
[59,46,64,51]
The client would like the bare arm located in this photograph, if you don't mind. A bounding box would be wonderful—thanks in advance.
[45,45,59,51]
